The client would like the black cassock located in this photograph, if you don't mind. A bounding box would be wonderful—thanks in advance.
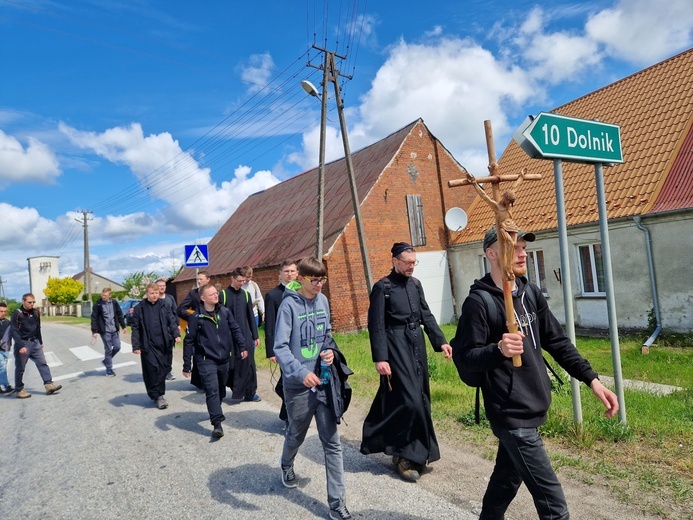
[222,286,258,399]
[360,269,447,466]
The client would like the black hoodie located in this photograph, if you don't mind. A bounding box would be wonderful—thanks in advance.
[183,304,247,372]
[453,273,598,429]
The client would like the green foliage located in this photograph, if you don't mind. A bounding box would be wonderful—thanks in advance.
[1,298,21,314]
[44,276,83,305]
[122,271,160,299]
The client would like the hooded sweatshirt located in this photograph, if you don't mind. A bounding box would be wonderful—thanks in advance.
[454,273,598,429]
[273,280,333,391]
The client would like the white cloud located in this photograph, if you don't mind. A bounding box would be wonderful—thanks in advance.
[586,0,693,64]
[514,7,601,84]
[286,123,345,171]
[0,130,61,183]
[350,37,535,163]
[241,52,276,94]
[59,122,281,230]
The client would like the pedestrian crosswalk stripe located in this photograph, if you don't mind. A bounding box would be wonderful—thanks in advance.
[44,352,62,367]
[70,346,104,361]
[53,361,137,382]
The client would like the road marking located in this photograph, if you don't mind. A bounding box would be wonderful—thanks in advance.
[70,345,104,360]
[52,361,137,382]
[44,352,62,367]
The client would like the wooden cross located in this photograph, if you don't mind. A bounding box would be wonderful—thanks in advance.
[449,120,542,367]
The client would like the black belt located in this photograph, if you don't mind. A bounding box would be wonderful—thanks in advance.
[387,322,420,331]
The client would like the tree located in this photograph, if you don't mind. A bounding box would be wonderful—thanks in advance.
[122,271,160,299]
[44,277,83,305]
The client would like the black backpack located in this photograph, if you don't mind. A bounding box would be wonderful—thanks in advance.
[451,283,563,423]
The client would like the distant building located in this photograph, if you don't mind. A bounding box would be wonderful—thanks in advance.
[72,268,126,300]
[27,256,60,307]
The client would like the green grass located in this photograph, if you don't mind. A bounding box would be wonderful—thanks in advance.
[43,315,91,325]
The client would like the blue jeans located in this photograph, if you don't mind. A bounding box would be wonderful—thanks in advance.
[282,386,346,510]
[480,426,569,520]
[101,331,121,370]
[0,349,10,388]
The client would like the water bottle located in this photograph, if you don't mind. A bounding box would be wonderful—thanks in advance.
[319,358,331,387]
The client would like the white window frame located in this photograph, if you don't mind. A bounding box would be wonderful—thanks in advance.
[526,249,548,296]
[578,243,606,296]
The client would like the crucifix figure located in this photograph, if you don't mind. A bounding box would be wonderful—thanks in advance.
[448,120,542,367]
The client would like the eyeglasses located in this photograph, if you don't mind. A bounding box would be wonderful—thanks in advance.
[396,258,419,267]
[303,275,328,286]
[25,300,36,304]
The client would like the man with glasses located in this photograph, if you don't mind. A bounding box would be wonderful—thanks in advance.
[360,242,452,482]
[274,257,351,520]
[222,267,260,402]
[183,284,248,438]
[10,293,62,398]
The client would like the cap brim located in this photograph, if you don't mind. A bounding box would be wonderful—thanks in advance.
[519,231,536,242]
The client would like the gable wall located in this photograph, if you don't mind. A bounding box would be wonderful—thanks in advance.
[327,121,476,332]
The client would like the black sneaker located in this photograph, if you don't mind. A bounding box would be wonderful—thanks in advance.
[329,504,353,520]
[281,464,298,488]
[212,424,224,438]
[106,369,116,377]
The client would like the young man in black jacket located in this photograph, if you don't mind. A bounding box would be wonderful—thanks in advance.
[91,287,127,377]
[452,228,618,520]
[11,293,62,398]
[183,284,247,438]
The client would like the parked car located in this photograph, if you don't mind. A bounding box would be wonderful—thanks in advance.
[119,299,140,326]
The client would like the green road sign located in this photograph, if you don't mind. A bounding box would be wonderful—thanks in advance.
[520,112,623,163]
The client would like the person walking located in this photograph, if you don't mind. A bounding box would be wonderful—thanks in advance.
[131,284,181,409]
[222,268,260,402]
[156,278,178,381]
[264,259,298,425]
[274,257,352,520]
[360,242,452,482]
[91,287,127,377]
[0,302,14,393]
[452,227,619,520]
[183,284,247,438]
[10,293,62,398]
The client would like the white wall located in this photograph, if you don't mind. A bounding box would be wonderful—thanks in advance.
[415,250,456,325]
[448,210,692,333]
[27,256,60,307]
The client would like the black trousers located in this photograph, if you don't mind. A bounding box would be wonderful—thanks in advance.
[480,426,569,520]
[197,358,229,426]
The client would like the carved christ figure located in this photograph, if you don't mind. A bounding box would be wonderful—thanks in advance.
[466,168,526,280]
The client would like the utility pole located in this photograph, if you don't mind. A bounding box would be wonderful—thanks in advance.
[307,46,374,290]
[75,210,93,304]
[0,276,6,303]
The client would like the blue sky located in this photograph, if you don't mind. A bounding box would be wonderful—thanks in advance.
[1,0,691,299]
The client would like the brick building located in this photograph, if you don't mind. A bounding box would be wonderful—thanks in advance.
[173,119,477,332]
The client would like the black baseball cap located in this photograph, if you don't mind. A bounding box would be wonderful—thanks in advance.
[483,227,535,251]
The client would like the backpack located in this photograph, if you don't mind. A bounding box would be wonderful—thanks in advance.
[0,321,12,351]
[451,283,563,423]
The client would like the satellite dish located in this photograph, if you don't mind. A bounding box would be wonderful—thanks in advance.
[445,207,468,232]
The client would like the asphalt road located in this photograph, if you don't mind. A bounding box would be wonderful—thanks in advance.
[0,322,476,520]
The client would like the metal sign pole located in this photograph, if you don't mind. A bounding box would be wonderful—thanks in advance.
[594,163,627,423]
[553,159,583,425]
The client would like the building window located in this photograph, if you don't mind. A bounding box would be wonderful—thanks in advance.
[578,243,605,295]
[406,194,426,246]
[526,250,548,295]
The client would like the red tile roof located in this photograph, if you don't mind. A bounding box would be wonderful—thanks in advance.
[177,120,421,282]
[450,49,693,244]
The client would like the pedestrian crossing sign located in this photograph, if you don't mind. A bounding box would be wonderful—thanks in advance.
[184,244,209,267]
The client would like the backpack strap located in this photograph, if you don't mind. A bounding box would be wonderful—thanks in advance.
[524,283,564,386]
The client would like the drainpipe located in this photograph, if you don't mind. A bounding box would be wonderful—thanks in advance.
[633,216,662,347]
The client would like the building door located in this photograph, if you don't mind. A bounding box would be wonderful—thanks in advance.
[415,250,455,325]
